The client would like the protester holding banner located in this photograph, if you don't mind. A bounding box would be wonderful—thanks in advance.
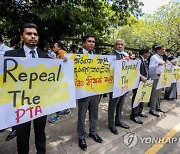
[0,35,11,133]
[48,41,71,123]
[164,48,177,100]
[148,44,166,117]
[108,39,130,135]
[0,35,16,137]
[77,34,103,151]
[130,46,150,124]
[0,34,11,56]
[4,23,49,154]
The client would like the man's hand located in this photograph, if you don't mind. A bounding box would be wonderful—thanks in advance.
[158,62,165,66]
[140,75,147,83]
[122,56,130,60]
[62,57,68,62]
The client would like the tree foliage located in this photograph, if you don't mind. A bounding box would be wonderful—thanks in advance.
[115,2,180,51]
[0,0,143,48]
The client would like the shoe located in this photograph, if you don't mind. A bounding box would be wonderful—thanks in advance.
[115,122,130,129]
[48,114,60,123]
[138,113,148,118]
[109,127,118,135]
[89,133,103,143]
[149,111,159,117]
[79,139,87,151]
[6,130,17,141]
[156,109,166,113]
[130,116,143,124]
[58,109,71,115]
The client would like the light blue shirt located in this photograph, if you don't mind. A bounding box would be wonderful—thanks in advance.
[23,45,39,58]
[82,48,93,55]
[0,43,11,56]
[115,50,128,56]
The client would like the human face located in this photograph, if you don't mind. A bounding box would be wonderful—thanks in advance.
[143,50,151,59]
[52,43,60,53]
[115,40,125,51]
[157,47,164,56]
[21,28,39,49]
[83,37,95,51]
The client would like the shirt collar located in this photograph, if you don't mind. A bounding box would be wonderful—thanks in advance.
[83,48,91,54]
[155,53,162,59]
[115,50,128,56]
[140,55,145,61]
[23,45,38,55]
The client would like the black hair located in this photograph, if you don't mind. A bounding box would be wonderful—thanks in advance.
[154,44,163,52]
[0,34,3,42]
[152,43,159,51]
[70,44,78,49]
[165,48,172,52]
[54,41,66,51]
[139,46,150,55]
[82,34,95,43]
[10,38,19,46]
[20,23,38,35]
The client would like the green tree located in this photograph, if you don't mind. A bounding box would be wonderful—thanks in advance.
[0,0,143,48]
[115,2,180,51]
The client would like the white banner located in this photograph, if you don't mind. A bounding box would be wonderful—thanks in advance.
[113,60,141,98]
[0,56,76,129]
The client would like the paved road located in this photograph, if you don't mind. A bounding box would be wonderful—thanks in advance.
[105,106,180,154]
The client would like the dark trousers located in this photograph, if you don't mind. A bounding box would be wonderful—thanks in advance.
[131,89,144,117]
[77,95,100,140]
[150,78,161,112]
[108,93,126,128]
[16,116,47,154]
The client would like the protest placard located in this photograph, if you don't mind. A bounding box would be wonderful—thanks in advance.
[71,54,115,99]
[0,56,76,129]
[133,80,153,108]
[113,60,141,98]
[156,65,172,90]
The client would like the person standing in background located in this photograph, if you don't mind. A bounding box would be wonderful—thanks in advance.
[0,34,11,56]
[149,44,166,117]
[48,41,71,123]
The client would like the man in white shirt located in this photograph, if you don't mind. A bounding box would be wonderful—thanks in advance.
[149,44,166,117]
[0,35,11,56]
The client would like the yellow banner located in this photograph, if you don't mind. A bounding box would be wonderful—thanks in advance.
[157,65,172,90]
[0,57,76,129]
[71,54,115,99]
[133,80,153,108]
[172,66,180,82]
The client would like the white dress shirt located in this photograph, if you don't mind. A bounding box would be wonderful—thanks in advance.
[23,45,39,58]
[82,48,93,55]
[149,53,164,75]
[0,43,11,56]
